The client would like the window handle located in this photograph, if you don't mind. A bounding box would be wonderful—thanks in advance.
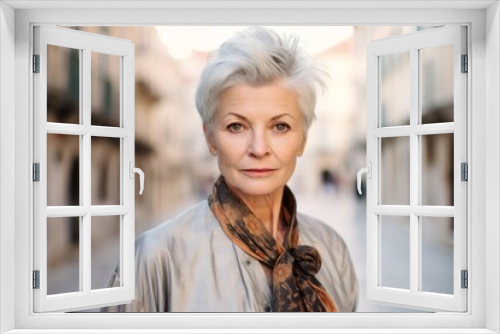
[357,162,371,195]
[129,162,144,195]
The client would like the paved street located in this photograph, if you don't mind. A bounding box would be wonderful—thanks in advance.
[49,188,453,313]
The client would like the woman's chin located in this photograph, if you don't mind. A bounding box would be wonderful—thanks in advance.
[228,178,285,198]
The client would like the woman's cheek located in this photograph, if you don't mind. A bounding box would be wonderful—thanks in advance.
[222,136,247,165]
[275,135,302,157]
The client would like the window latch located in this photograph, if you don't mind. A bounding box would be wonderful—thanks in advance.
[357,162,372,195]
[129,162,144,195]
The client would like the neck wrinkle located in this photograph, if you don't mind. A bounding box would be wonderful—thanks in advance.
[228,184,285,240]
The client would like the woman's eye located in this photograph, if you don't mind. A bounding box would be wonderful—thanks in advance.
[274,123,290,132]
[227,123,244,132]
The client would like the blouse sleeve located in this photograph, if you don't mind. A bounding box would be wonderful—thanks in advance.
[100,232,169,312]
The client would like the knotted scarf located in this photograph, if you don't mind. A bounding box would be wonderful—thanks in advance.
[208,176,338,312]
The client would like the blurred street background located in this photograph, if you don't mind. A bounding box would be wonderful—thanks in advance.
[45,26,454,312]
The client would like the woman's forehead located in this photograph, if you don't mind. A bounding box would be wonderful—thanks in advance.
[217,82,301,119]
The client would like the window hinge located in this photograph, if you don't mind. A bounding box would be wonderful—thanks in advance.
[33,54,40,73]
[33,270,40,289]
[461,163,468,181]
[461,270,468,289]
[33,163,40,182]
[461,54,468,73]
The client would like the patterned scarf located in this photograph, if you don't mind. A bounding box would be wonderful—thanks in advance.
[208,176,338,312]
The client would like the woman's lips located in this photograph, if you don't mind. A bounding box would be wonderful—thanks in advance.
[241,169,276,177]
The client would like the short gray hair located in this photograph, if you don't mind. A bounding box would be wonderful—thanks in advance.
[195,27,329,135]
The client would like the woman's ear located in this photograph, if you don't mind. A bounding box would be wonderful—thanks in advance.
[297,135,307,157]
[203,124,218,156]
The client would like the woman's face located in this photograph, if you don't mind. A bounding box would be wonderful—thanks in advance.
[205,80,306,199]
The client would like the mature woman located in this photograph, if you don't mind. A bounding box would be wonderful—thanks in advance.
[103,27,357,312]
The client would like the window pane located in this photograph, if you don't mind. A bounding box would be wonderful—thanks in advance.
[47,134,80,206]
[380,52,410,127]
[380,215,410,290]
[421,45,454,124]
[47,45,80,124]
[91,137,121,205]
[421,217,454,294]
[421,134,454,206]
[381,136,410,205]
[91,52,121,127]
[91,216,121,290]
[47,217,80,295]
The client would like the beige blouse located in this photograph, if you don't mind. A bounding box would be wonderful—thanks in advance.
[101,200,358,312]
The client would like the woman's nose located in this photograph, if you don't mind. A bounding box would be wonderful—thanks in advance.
[248,130,270,158]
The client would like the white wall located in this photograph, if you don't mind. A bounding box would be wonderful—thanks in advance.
[0,2,16,333]
[3,3,497,332]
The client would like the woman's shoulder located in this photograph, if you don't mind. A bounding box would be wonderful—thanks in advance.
[296,211,349,252]
[297,212,358,312]
[135,200,215,253]
[296,212,345,241]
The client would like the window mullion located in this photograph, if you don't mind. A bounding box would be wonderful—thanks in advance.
[413,123,454,135]
[409,47,419,294]
[122,51,135,292]
[82,47,92,294]
[119,55,125,284]
[90,205,129,216]
[78,48,84,293]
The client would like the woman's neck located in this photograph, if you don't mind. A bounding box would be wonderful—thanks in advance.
[231,187,285,241]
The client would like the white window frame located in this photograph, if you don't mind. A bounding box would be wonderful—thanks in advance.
[33,25,136,312]
[366,26,468,312]
[0,1,499,333]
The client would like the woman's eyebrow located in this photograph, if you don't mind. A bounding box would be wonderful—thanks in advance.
[271,113,296,121]
[223,112,248,121]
